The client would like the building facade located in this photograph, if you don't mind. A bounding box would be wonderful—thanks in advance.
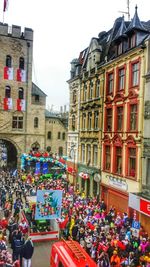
[0,23,45,168]
[68,7,150,218]
[0,23,68,169]
[45,110,68,157]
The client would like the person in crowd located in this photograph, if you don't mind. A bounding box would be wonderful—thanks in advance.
[21,236,34,267]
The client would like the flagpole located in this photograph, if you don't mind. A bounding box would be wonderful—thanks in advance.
[3,11,4,23]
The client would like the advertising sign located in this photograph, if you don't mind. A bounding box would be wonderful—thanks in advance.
[140,198,150,216]
[35,190,62,220]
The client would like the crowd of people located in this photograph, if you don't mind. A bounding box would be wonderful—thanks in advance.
[0,167,150,267]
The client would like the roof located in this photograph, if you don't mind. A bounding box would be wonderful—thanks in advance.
[45,109,59,118]
[32,82,47,97]
[113,16,127,41]
[125,5,148,33]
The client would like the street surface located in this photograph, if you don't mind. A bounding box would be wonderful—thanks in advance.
[32,241,54,267]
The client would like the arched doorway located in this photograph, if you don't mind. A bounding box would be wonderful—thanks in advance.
[0,139,17,169]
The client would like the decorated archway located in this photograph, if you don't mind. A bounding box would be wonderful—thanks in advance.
[0,139,17,169]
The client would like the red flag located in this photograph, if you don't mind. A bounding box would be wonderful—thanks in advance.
[4,98,12,110]
[17,69,26,82]
[3,0,8,12]
[17,99,25,111]
[4,66,13,80]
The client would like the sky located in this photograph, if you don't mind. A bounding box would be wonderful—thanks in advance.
[1,0,150,111]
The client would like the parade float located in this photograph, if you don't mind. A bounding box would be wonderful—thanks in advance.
[20,153,66,242]
[21,190,62,242]
[20,153,67,175]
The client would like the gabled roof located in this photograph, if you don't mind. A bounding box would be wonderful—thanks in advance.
[32,82,47,97]
[126,5,148,33]
[113,16,127,41]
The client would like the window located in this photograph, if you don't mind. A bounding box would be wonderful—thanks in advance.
[19,57,24,69]
[128,148,136,177]
[118,68,125,91]
[12,116,23,129]
[117,106,123,131]
[58,132,61,139]
[5,86,11,98]
[62,132,65,140]
[105,145,111,171]
[146,158,150,185]
[89,80,93,99]
[83,84,87,101]
[34,117,38,128]
[72,115,75,131]
[129,34,136,48]
[72,90,76,104]
[88,112,92,130]
[81,144,85,163]
[107,72,114,94]
[6,55,12,67]
[106,108,112,131]
[82,113,86,130]
[115,147,122,174]
[95,80,100,97]
[35,95,40,102]
[131,62,139,87]
[130,104,137,131]
[18,87,24,99]
[87,145,91,165]
[94,111,99,129]
[117,42,123,55]
[58,147,63,156]
[93,145,98,166]
[47,131,51,139]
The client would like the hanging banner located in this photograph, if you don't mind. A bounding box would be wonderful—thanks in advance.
[35,162,41,174]
[42,162,48,174]
[35,190,62,220]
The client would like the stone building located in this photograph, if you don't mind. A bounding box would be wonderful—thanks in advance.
[45,109,68,157]
[0,23,68,168]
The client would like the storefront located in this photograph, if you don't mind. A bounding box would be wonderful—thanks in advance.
[101,174,129,213]
[77,164,101,197]
[129,194,150,235]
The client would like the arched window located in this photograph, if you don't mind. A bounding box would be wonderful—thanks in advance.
[47,146,51,152]
[58,132,61,139]
[89,80,93,99]
[19,57,24,69]
[62,132,65,140]
[6,55,12,67]
[47,131,52,139]
[5,85,11,98]
[58,147,63,156]
[34,117,39,128]
[18,87,24,99]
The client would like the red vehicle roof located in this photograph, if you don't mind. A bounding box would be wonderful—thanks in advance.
[51,239,97,267]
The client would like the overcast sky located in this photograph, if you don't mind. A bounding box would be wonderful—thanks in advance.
[1,0,150,111]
